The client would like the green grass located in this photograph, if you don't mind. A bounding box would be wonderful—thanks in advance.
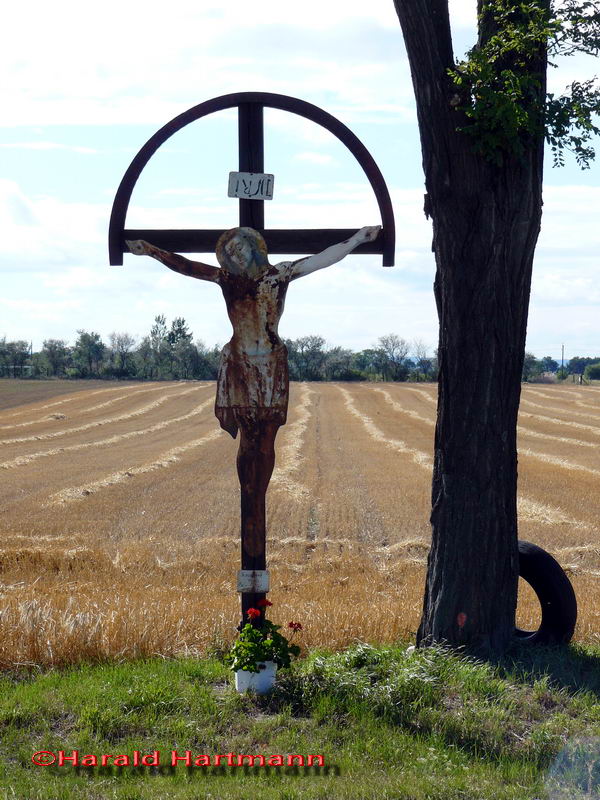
[1,641,600,799]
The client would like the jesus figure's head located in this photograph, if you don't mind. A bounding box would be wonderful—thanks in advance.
[216,228,269,277]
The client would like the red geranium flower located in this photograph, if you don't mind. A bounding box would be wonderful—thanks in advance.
[257,599,273,607]
[288,622,302,632]
[246,608,261,619]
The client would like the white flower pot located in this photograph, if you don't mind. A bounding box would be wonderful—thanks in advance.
[234,660,277,694]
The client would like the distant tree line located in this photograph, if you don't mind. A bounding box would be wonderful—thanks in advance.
[2,323,598,383]
[522,352,600,382]
[0,319,439,382]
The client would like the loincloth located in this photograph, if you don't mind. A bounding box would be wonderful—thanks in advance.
[215,342,289,438]
[215,406,287,439]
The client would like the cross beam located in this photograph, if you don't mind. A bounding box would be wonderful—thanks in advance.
[120,228,386,255]
[108,92,395,267]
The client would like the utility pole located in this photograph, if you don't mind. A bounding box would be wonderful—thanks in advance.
[561,344,564,371]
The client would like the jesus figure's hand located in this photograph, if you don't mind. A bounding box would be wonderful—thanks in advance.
[355,225,381,243]
[126,239,153,256]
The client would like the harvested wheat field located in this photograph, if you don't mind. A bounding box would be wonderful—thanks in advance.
[0,380,599,668]
[0,378,140,412]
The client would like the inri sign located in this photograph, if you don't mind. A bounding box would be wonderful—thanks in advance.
[228,172,274,201]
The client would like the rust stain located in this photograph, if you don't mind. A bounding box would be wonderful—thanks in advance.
[214,228,291,439]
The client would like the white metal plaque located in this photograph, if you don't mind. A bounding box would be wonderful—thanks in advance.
[228,172,274,201]
[237,569,270,593]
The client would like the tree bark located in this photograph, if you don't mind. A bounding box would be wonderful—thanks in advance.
[393,0,547,656]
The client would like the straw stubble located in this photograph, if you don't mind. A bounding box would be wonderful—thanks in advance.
[0,381,598,667]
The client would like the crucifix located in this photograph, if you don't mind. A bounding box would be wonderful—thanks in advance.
[109,92,395,629]
[127,224,379,625]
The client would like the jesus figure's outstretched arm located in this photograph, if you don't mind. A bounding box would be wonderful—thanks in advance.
[126,240,220,282]
[286,225,381,280]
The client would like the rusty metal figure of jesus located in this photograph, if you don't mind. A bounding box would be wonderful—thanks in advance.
[127,225,380,621]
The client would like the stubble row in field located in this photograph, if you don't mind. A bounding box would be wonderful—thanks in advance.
[0,378,140,412]
[0,380,598,668]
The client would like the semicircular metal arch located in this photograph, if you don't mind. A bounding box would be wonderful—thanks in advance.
[109,91,395,266]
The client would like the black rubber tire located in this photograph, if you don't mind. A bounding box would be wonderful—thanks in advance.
[515,540,577,644]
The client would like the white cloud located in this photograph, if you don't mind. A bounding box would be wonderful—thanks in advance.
[532,185,600,309]
[540,185,600,226]
[0,296,81,326]
[41,267,113,295]
[1,2,410,127]
[534,268,599,305]
[0,176,436,347]
[293,152,336,165]
[526,302,600,357]
[1,0,598,359]
[2,0,597,132]
[0,142,97,154]
[0,180,106,270]
[4,178,596,349]
[125,199,235,230]
[448,0,477,30]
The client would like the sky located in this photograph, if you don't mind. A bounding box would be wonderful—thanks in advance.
[1,0,599,362]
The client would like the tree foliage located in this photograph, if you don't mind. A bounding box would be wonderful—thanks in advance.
[447,0,600,166]
[72,331,105,377]
[41,339,70,376]
[583,361,600,378]
[0,339,30,377]
[568,354,600,373]
[1,328,440,383]
[378,334,410,380]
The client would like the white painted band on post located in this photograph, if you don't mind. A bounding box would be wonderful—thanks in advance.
[237,569,270,593]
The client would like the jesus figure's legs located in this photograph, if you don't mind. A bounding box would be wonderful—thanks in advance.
[236,417,281,627]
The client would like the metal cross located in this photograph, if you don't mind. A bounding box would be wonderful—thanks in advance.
[109,92,395,267]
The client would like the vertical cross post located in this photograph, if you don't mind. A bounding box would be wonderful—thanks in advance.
[238,103,265,230]
[238,102,268,630]
[238,481,268,630]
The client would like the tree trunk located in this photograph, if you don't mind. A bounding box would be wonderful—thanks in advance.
[419,161,544,656]
[393,0,546,656]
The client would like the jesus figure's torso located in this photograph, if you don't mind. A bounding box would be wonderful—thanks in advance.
[214,264,293,433]
[218,264,292,356]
